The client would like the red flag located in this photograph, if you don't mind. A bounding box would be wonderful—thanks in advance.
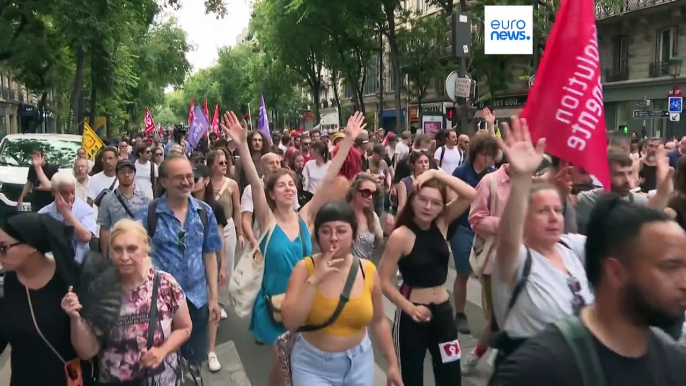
[144,109,156,135]
[188,98,195,124]
[521,0,609,188]
[204,96,209,119]
[211,103,220,135]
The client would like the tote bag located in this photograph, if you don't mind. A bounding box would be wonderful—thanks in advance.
[469,175,498,277]
[228,220,276,318]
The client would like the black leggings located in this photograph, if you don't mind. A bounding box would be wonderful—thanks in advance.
[393,299,462,386]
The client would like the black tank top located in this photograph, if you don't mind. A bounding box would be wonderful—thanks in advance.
[397,221,450,288]
[640,161,657,193]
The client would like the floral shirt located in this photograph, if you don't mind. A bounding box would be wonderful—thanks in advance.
[98,268,185,383]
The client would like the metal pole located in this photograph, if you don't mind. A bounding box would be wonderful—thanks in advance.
[247,103,252,130]
[532,0,539,72]
[458,58,469,133]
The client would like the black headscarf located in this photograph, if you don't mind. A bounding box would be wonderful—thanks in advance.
[3,213,121,334]
[3,213,80,287]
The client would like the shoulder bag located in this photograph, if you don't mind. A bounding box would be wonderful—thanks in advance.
[114,191,136,219]
[93,179,117,207]
[469,174,498,277]
[214,178,230,202]
[26,285,85,386]
[227,218,277,318]
[264,218,307,325]
[275,254,362,386]
[143,271,199,386]
[555,317,605,386]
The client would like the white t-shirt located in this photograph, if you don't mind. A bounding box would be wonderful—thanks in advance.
[240,181,300,239]
[302,160,331,193]
[491,234,595,338]
[395,142,410,161]
[87,172,118,202]
[434,146,464,174]
[134,160,159,200]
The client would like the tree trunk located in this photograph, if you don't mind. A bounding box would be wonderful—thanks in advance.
[70,47,85,134]
[89,48,97,128]
[332,71,343,127]
[378,29,384,130]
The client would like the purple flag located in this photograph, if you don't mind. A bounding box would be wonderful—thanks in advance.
[187,104,209,149]
[258,94,271,145]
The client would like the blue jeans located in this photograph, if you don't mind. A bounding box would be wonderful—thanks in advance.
[291,333,374,386]
[450,226,474,274]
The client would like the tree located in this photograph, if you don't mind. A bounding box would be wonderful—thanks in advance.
[398,14,448,110]
[252,0,329,121]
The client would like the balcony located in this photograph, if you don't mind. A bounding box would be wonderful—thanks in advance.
[7,89,15,101]
[596,0,680,19]
[649,61,671,77]
[0,87,8,100]
[605,67,629,82]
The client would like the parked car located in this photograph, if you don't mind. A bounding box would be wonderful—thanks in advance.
[0,133,82,225]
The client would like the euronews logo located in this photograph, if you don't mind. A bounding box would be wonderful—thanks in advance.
[484,6,534,55]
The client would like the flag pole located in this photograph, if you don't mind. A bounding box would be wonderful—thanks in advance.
[248,103,252,130]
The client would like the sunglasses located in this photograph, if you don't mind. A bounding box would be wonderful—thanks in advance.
[217,161,227,166]
[357,188,377,198]
[177,230,186,252]
[0,242,20,256]
[568,275,586,315]
[154,153,163,157]
[145,150,152,154]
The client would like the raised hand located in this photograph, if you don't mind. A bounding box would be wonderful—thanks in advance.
[482,108,495,126]
[498,117,546,176]
[655,144,674,195]
[61,286,82,320]
[311,246,344,284]
[221,111,247,146]
[345,111,366,140]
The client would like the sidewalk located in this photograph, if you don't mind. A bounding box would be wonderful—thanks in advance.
[0,340,250,386]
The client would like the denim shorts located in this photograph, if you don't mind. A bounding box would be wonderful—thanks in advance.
[291,333,374,386]
[450,225,474,274]
[181,300,209,364]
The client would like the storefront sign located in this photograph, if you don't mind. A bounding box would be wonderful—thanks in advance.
[421,114,443,136]
[476,94,528,110]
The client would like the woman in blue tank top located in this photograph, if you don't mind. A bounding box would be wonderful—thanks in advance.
[222,110,367,384]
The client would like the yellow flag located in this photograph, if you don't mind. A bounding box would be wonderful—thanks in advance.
[82,122,104,160]
[495,127,502,138]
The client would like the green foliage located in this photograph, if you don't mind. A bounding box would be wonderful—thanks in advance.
[398,14,448,104]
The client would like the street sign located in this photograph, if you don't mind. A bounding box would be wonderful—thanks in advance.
[669,96,683,113]
[445,71,472,101]
[633,110,669,119]
[670,113,681,122]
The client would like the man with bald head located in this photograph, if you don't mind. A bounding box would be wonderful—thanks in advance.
[668,136,686,168]
[240,152,300,252]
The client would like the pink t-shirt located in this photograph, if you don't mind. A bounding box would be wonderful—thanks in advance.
[98,268,185,383]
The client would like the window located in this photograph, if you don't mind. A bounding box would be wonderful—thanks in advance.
[0,137,82,168]
[658,27,678,63]
[415,0,426,13]
[613,36,628,73]
[344,82,354,99]
[364,55,379,96]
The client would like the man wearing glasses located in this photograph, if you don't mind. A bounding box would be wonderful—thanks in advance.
[136,154,223,380]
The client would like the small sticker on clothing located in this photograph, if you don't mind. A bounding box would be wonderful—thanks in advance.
[438,339,461,363]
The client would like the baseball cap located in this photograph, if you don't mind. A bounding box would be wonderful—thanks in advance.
[192,164,211,180]
[115,159,135,172]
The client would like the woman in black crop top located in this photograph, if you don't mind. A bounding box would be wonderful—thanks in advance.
[378,169,476,386]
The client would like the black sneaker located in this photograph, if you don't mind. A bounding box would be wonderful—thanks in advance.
[455,312,471,334]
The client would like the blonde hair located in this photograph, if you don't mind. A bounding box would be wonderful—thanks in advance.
[110,219,152,257]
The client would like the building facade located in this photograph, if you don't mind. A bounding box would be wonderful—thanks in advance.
[0,71,56,138]
[598,0,686,139]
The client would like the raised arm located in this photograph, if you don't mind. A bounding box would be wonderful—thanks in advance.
[300,112,366,224]
[412,169,476,229]
[222,111,271,233]
[494,118,546,288]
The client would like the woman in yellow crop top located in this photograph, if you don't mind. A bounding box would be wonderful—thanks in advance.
[281,201,403,386]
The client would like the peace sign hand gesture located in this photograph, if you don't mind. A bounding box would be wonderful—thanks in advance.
[345,111,366,140]
[498,117,546,176]
[221,111,248,147]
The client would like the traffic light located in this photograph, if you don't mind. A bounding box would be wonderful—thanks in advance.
[619,125,628,134]
[445,13,457,58]
[243,114,250,121]
[447,107,457,121]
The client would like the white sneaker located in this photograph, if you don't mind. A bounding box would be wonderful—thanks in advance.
[220,308,228,320]
[460,352,480,376]
[208,352,221,372]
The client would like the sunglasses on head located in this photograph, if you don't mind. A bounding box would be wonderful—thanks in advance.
[357,188,376,198]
